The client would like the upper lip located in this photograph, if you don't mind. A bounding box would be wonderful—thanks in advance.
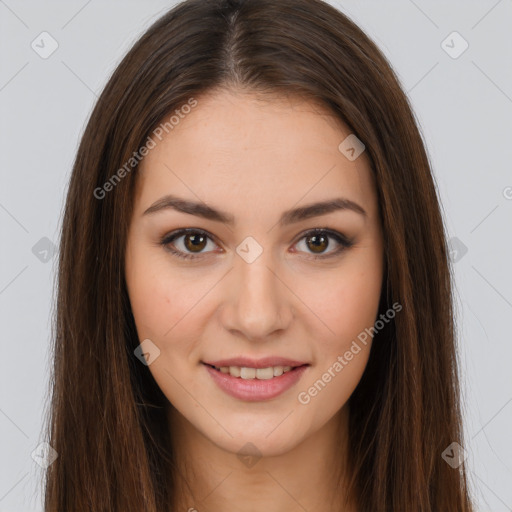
[203,357,309,369]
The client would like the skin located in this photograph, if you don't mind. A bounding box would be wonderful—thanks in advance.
[125,88,384,512]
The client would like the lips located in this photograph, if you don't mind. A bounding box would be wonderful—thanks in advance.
[204,362,309,401]
[201,356,310,400]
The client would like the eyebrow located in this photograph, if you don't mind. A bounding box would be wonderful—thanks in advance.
[143,194,367,226]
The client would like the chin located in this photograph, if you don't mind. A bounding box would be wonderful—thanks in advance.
[206,418,307,459]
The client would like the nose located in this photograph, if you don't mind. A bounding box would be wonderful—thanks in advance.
[220,251,293,341]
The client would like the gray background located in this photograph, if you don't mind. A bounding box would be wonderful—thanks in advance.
[1,1,511,510]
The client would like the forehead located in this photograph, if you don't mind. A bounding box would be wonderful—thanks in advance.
[135,88,378,221]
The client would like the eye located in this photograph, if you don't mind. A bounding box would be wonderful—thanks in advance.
[160,228,354,260]
[292,228,354,259]
[160,228,219,260]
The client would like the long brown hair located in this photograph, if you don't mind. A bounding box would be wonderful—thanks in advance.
[43,0,474,510]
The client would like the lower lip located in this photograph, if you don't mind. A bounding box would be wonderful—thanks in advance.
[204,364,309,402]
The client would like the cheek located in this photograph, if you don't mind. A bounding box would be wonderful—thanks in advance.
[125,248,223,386]
[125,257,203,399]
[127,270,173,340]
[305,253,383,348]
[126,246,203,341]
[333,269,382,341]
[295,249,382,405]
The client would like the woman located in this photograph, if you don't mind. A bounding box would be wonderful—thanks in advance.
[43,0,474,510]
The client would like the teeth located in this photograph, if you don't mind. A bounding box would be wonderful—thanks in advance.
[273,366,284,377]
[229,366,241,377]
[256,367,274,380]
[215,365,298,379]
[240,367,256,379]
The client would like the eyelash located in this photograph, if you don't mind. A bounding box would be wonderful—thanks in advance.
[160,228,354,261]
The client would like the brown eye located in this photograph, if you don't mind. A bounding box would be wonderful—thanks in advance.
[183,233,207,252]
[161,229,218,260]
[294,229,353,259]
[305,233,329,253]
[161,228,353,261]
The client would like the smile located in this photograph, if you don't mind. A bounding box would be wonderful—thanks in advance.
[203,362,309,401]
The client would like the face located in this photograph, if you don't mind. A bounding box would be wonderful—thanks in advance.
[125,88,384,457]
